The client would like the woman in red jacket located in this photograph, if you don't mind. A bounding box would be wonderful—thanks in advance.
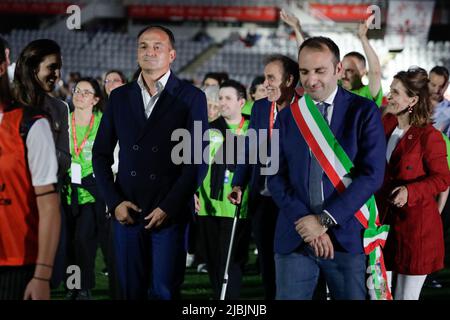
[379,67,450,300]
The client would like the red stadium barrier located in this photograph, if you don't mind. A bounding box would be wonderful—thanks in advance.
[309,3,384,22]
[0,1,72,15]
[127,5,279,23]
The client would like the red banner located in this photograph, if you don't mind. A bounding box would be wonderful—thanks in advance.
[0,1,72,15]
[127,5,278,22]
[309,4,374,21]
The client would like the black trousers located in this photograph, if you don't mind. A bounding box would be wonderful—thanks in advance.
[251,194,278,300]
[0,265,34,300]
[197,216,251,300]
[95,201,109,270]
[64,202,101,290]
[50,203,65,289]
[106,218,122,299]
[190,215,207,265]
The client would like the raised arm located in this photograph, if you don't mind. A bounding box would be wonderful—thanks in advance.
[358,15,382,99]
[280,9,305,48]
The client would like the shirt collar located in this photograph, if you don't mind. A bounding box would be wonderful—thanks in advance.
[436,98,450,109]
[311,86,338,106]
[137,69,171,95]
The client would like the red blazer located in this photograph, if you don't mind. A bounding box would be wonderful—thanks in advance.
[378,114,450,275]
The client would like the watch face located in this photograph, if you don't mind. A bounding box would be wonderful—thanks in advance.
[320,214,333,227]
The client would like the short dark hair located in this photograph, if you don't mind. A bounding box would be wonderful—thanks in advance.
[344,51,366,68]
[264,54,299,88]
[299,36,340,66]
[220,79,246,100]
[430,66,449,85]
[249,75,265,96]
[203,72,229,86]
[137,25,176,49]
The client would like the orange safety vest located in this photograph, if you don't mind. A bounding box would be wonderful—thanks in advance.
[0,108,39,266]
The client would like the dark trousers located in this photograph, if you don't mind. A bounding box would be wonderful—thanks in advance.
[113,220,187,300]
[50,203,65,289]
[0,265,34,300]
[197,215,251,300]
[95,202,109,270]
[64,202,100,290]
[106,218,121,299]
[187,214,207,265]
[251,194,278,300]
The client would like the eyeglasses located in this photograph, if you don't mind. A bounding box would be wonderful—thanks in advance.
[104,79,123,85]
[72,87,95,97]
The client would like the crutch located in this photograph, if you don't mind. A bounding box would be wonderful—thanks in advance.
[220,191,242,300]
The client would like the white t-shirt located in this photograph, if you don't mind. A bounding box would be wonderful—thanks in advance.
[386,126,406,163]
[26,118,58,186]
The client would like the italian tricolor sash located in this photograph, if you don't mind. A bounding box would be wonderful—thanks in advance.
[291,94,392,300]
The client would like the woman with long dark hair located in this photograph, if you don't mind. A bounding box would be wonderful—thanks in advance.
[13,39,71,290]
[13,39,70,184]
[378,67,450,300]
[0,40,60,300]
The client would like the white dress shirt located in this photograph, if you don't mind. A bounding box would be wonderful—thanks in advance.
[137,70,171,119]
[386,127,405,163]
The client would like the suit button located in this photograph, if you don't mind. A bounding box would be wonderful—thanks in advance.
[150,174,156,180]
[152,146,158,153]
[133,145,139,151]
[131,171,136,177]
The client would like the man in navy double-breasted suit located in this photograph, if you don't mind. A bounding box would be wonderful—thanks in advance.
[92,26,208,300]
[268,37,386,300]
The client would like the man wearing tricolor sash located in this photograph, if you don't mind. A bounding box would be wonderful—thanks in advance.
[268,37,388,300]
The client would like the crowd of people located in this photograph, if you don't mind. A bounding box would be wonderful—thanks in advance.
[1,12,450,301]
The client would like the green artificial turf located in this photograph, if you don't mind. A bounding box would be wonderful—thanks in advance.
[51,234,450,300]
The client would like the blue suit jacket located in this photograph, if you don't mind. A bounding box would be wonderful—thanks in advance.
[92,72,208,223]
[232,98,272,205]
[268,87,386,254]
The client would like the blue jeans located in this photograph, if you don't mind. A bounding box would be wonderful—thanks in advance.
[275,245,367,300]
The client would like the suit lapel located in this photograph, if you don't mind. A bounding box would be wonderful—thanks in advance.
[329,86,350,142]
[263,98,271,130]
[389,125,422,167]
[128,82,147,131]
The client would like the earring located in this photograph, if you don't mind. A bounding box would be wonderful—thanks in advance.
[408,106,413,113]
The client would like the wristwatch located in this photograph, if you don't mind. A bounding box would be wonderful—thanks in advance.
[318,212,336,228]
